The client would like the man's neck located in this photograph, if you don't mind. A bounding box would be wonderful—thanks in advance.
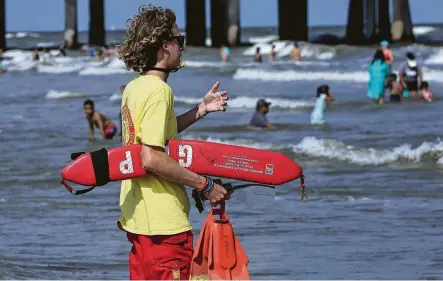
[143,70,169,82]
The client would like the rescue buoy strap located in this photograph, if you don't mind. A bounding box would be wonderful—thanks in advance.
[90,148,110,186]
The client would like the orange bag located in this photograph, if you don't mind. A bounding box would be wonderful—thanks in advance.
[190,201,251,280]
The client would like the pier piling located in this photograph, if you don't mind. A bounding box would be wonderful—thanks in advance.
[278,0,308,42]
[185,0,206,46]
[64,0,78,49]
[345,0,364,44]
[392,0,414,42]
[364,0,377,42]
[378,0,391,41]
[210,0,240,47]
[88,0,105,47]
[0,0,5,50]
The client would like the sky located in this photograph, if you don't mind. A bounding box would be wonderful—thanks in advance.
[4,0,443,32]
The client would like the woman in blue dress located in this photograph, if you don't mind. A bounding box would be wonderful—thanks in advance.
[367,49,390,105]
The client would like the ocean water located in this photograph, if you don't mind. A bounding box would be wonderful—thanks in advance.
[1,26,443,279]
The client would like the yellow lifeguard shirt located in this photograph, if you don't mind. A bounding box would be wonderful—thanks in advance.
[118,74,191,235]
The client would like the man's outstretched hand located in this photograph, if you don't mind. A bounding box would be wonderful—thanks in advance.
[201,81,228,115]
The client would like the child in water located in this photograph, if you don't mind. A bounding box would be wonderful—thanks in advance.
[385,73,403,103]
[310,84,335,124]
[83,99,117,141]
[419,81,434,102]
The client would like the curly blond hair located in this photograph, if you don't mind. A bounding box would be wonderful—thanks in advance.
[118,4,176,72]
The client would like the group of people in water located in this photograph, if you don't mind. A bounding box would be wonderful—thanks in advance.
[82,40,439,139]
[247,40,437,129]
[220,42,302,63]
[368,40,434,105]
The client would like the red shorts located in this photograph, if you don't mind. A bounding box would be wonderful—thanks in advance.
[104,123,117,139]
[126,230,194,280]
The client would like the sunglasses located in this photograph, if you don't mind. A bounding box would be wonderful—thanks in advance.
[169,35,185,48]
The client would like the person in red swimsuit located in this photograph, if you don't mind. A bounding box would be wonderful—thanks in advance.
[380,40,394,69]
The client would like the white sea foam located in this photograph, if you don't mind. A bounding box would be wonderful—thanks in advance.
[292,136,443,166]
[233,68,443,83]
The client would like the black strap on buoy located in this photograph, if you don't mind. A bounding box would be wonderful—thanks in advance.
[90,148,110,186]
[71,152,85,160]
[62,148,111,196]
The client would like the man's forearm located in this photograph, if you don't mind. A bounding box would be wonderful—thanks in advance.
[141,146,206,189]
[176,102,206,133]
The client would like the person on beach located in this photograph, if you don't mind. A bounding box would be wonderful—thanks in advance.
[310,84,335,124]
[83,99,117,140]
[385,73,403,103]
[367,49,390,105]
[117,5,229,280]
[250,99,275,128]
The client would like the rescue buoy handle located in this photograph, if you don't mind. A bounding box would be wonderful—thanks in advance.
[192,179,277,213]
[60,180,96,195]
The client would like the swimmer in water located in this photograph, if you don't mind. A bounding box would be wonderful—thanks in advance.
[291,42,301,61]
[255,47,262,63]
[220,45,231,62]
[385,73,403,103]
[419,81,434,102]
[249,99,275,128]
[269,45,276,61]
[310,84,335,125]
[399,52,422,97]
[83,99,117,141]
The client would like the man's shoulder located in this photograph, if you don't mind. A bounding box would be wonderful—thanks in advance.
[251,111,263,118]
[129,75,174,103]
[250,111,266,124]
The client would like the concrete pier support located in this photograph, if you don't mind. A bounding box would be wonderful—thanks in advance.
[278,0,308,41]
[392,0,414,42]
[88,0,105,46]
[378,0,391,41]
[185,0,206,46]
[210,0,240,47]
[0,0,5,50]
[345,0,364,44]
[364,0,377,42]
[64,0,78,49]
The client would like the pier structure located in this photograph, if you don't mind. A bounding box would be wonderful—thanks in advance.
[0,0,416,50]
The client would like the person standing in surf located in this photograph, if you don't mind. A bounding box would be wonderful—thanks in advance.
[117,5,229,280]
[250,99,276,128]
[310,84,335,124]
[367,49,391,105]
[380,40,394,69]
[385,73,403,103]
[399,52,423,98]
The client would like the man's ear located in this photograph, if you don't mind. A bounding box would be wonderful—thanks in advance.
[162,40,169,51]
